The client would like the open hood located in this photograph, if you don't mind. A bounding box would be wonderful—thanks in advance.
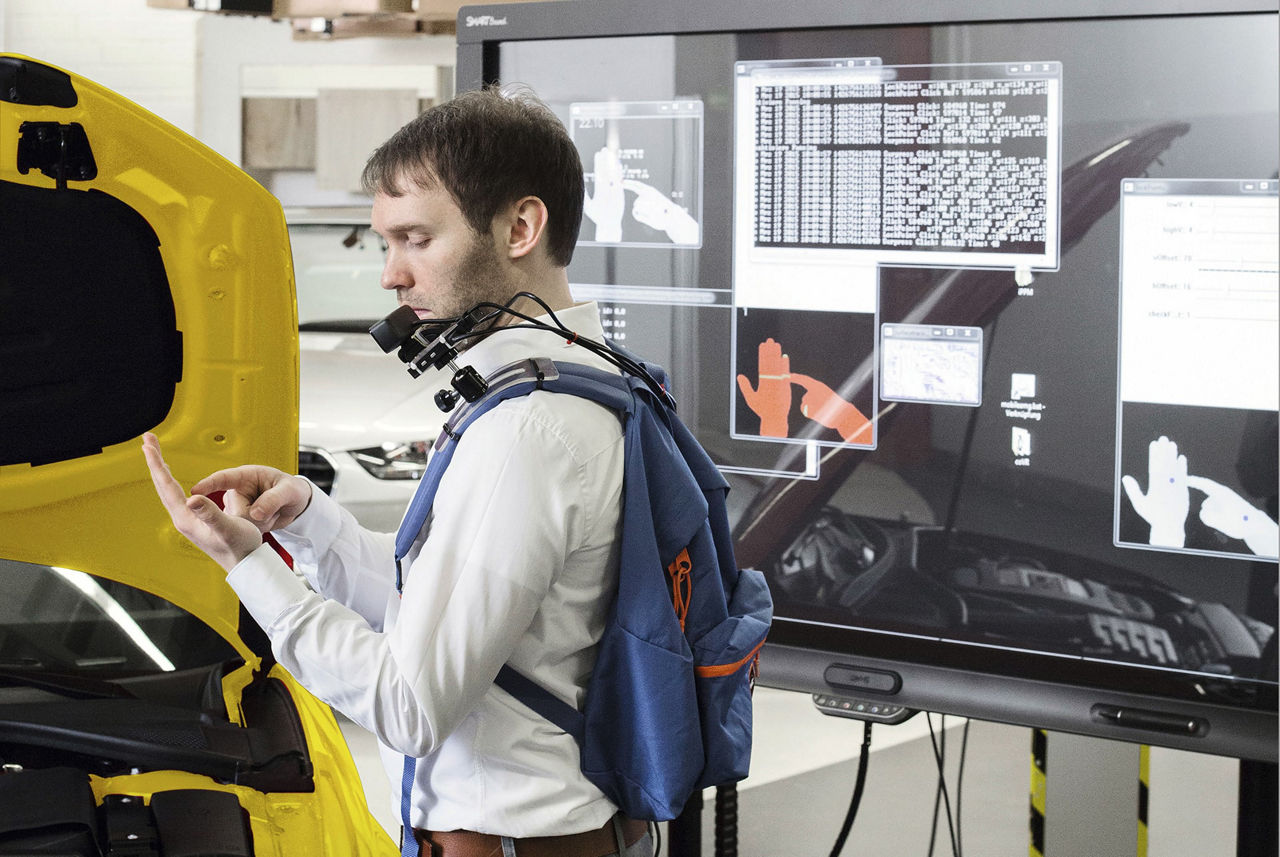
[0,55,298,667]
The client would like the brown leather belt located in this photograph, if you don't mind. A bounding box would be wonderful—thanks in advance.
[413,815,648,857]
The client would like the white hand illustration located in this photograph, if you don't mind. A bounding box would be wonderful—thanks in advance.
[1187,475,1280,558]
[582,147,625,243]
[1121,436,1189,548]
[624,179,699,244]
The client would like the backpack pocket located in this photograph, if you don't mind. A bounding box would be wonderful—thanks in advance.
[688,567,773,787]
[581,627,702,821]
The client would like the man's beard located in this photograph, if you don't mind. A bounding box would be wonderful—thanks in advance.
[439,234,515,320]
[438,235,525,343]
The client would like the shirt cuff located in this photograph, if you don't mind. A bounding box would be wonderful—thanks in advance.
[270,478,345,563]
[225,542,315,632]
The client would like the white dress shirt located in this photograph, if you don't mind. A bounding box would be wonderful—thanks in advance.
[226,301,626,836]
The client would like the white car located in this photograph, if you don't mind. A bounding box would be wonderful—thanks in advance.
[286,207,448,532]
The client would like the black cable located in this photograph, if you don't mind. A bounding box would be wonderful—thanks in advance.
[828,720,874,857]
[927,715,944,857]
[487,292,661,386]
[925,713,961,857]
[956,719,971,857]
[439,293,672,403]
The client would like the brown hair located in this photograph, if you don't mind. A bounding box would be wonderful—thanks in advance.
[361,85,584,267]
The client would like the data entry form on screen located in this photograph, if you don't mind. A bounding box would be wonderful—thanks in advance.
[1115,179,1280,561]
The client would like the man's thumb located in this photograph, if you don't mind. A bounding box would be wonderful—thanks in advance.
[187,494,221,521]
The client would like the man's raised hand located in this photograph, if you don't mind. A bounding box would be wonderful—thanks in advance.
[141,433,311,570]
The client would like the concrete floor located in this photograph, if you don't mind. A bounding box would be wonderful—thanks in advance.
[339,687,1246,856]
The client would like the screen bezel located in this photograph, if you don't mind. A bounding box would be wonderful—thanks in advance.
[455,0,1279,762]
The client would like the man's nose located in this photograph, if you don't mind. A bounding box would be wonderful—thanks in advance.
[380,246,407,291]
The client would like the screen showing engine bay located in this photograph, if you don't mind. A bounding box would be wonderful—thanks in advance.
[497,12,1279,694]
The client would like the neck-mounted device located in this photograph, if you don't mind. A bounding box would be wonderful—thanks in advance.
[369,304,488,412]
[367,293,673,414]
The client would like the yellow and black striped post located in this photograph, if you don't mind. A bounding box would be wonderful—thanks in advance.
[1137,745,1150,857]
[1030,728,1047,857]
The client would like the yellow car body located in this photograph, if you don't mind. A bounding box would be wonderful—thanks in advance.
[0,54,396,855]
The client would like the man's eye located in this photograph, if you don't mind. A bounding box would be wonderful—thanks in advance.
[408,237,431,249]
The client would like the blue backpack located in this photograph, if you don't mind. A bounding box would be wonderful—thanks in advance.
[393,353,773,827]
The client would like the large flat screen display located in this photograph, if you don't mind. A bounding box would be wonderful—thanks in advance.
[457,0,1279,760]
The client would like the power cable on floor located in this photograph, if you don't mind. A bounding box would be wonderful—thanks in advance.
[956,718,971,857]
[828,720,874,857]
[927,714,946,857]
[926,712,962,857]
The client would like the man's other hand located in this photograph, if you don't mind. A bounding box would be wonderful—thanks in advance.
[142,432,311,570]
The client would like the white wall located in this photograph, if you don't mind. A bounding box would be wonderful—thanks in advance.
[3,0,200,132]
[2,0,455,168]
[196,13,455,165]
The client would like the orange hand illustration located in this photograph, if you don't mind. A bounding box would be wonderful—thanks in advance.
[791,373,872,445]
[736,337,792,437]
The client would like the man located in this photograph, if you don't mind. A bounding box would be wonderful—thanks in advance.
[142,87,651,857]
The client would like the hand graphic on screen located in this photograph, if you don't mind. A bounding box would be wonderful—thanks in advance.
[582,147,625,242]
[1120,435,1190,548]
[624,179,699,244]
[736,338,792,437]
[1187,475,1280,558]
[791,373,873,445]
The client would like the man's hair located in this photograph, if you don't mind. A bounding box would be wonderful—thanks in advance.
[361,85,584,267]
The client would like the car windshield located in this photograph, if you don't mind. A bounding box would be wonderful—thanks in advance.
[289,220,395,332]
[0,558,238,677]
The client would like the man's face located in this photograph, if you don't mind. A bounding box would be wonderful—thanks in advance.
[371,181,513,322]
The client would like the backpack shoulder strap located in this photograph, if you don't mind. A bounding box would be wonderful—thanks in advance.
[393,355,666,750]
[393,357,635,576]
[493,664,585,743]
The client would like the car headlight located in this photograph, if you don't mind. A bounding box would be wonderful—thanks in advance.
[351,442,431,479]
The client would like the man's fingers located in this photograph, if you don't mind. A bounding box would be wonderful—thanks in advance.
[181,495,243,549]
[223,488,250,519]
[186,493,221,521]
[248,484,291,523]
[190,469,254,498]
[142,433,190,515]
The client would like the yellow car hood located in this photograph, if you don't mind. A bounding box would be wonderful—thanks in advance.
[0,55,298,667]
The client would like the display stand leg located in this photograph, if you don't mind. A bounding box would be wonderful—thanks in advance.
[1237,759,1277,857]
[1031,731,1143,856]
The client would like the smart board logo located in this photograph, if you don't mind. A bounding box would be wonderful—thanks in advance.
[465,14,509,26]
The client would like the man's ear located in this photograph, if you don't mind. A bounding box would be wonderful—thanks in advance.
[502,196,550,260]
